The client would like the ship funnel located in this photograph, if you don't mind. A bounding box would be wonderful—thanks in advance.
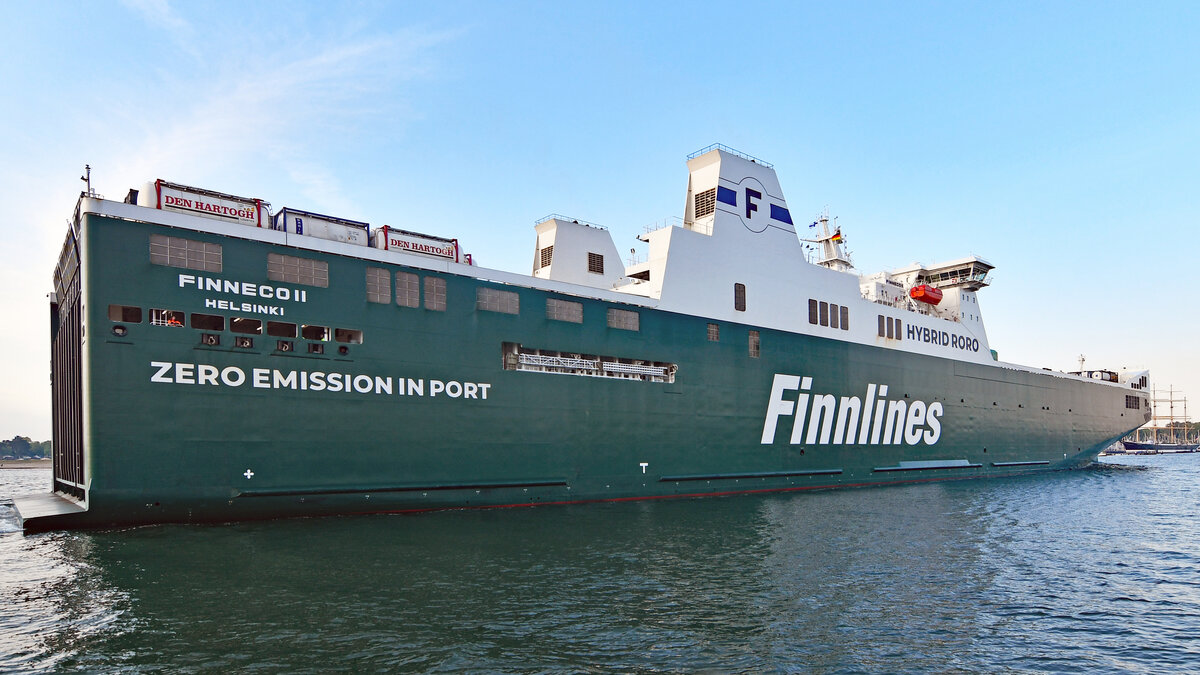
[683,144,796,239]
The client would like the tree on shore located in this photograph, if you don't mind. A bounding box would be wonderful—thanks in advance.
[1,437,51,459]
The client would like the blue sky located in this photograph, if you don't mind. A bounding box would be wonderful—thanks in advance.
[2,1,1198,439]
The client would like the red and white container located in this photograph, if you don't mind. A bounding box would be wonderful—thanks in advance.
[138,179,264,227]
[372,226,460,262]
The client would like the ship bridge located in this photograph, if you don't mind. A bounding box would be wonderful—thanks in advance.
[913,256,994,291]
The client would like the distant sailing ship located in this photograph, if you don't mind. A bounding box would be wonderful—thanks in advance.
[1119,385,1197,453]
[16,145,1151,531]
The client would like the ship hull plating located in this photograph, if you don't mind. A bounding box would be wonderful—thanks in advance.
[19,213,1143,531]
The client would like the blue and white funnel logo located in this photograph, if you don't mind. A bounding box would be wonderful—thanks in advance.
[716,177,794,233]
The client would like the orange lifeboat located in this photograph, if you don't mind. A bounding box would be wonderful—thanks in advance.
[909,284,943,305]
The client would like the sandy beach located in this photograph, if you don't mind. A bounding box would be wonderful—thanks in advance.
[0,459,51,469]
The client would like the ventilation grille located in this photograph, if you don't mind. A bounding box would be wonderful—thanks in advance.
[695,188,716,218]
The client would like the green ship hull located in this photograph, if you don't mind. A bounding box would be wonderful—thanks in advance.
[16,201,1147,532]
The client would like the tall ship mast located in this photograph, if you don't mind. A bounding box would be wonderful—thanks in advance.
[16,145,1151,531]
[1121,385,1197,452]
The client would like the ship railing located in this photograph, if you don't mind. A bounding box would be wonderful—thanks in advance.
[535,214,607,231]
[686,144,774,168]
[518,353,599,370]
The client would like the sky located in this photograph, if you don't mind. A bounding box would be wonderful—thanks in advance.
[1,1,1198,440]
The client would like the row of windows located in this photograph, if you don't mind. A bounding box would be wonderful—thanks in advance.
[364,268,442,310]
[108,304,362,344]
[1125,395,1145,410]
[149,234,222,273]
[146,236,759,350]
[878,315,903,340]
[478,287,520,314]
[809,299,850,331]
[268,253,328,288]
[151,236,334,290]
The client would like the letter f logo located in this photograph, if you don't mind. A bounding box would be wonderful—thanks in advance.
[745,188,762,220]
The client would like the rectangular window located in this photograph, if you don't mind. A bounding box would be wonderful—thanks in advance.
[108,305,142,323]
[694,187,716,219]
[877,315,886,337]
[840,305,849,331]
[149,234,222,273]
[190,313,225,331]
[334,328,363,344]
[366,267,391,304]
[607,308,640,331]
[707,322,720,341]
[267,321,297,338]
[895,318,903,340]
[231,317,262,335]
[395,271,420,308]
[547,298,583,323]
[587,252,604,274]
[749,330,760,358]
[808,299,818,325]
[308,343,324,354]
[734,283,746,312]
[830,304,840,329]
[538,245,554,270]
[424,277,446,311]
[819,301,829,327]
[302,324,329,341]
[886,316,894,339]
[477,287,520,314]
[267,253,328,288]
[149,308,184,327]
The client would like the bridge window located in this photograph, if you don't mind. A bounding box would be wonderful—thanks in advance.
[537,245,554,270]
[267,253,328,288]
[734,283,746,312]
[588,252,604,274]
[819,301,829,326]
[808,299,818,325]
[149,234,222,273]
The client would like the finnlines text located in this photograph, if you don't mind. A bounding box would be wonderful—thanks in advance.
[149,361,491,399]
[761,375,943,446]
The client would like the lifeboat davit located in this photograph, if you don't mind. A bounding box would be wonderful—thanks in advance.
[909,284,943,305]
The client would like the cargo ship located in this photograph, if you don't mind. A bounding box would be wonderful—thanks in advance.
[15,145,1151,531]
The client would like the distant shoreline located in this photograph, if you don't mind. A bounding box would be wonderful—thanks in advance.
[0,459,51,469]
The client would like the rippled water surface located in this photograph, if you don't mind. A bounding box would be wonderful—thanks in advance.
[3,455,1199,673]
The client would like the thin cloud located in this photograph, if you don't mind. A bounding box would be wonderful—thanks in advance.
[104,27,454,214]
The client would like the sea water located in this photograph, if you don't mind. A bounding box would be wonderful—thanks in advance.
[2,455,1198,673]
